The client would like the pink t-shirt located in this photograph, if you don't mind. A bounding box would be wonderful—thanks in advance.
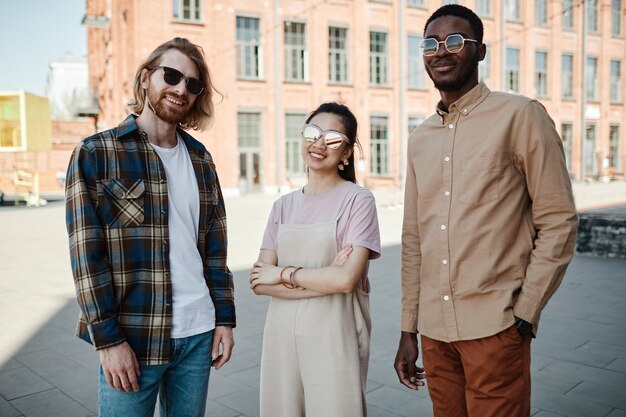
[261,181,381,287]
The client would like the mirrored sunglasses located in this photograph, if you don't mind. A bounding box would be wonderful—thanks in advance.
[301,124,350,150]
[421,34,479,56]
[154,66,205,95]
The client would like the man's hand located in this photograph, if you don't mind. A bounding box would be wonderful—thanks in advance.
[211,326,234,370]
[99,342,141,392]
[394,331,426,390]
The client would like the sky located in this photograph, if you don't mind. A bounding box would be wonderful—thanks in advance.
[0,0,87,96]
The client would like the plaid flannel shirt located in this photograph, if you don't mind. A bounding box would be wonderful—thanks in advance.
[65,115,235,365]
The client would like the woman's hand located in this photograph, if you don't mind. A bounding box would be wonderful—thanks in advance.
[249,261,283,289]
[332,245,353,267]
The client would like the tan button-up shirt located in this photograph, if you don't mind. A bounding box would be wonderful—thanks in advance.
[401,83,578,342]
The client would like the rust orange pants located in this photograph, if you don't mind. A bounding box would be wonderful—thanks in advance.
[421,325,531,417]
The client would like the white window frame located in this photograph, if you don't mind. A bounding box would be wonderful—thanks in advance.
[172,0,201,23]
[284,21,307,82]
[285,113,307,177]
[369,31,389,86]
[236,16,262,79]
[329,26,349,84]
[506,47,520,93]
[370,115,389,176]
[561,53,574,99]
[535,50,548,98]
[611,60,622,103]
[407,34,426,89]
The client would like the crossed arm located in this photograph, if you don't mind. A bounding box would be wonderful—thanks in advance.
[249,245,371,298]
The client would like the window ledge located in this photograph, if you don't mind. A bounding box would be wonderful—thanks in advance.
[237,77,266,83]
[171,19,204,26]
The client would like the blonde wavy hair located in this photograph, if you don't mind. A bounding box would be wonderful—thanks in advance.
[128,37,219,131]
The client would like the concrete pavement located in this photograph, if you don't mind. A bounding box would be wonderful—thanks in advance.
[0,181,625,417]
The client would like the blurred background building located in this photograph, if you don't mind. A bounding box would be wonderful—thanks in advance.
[77,0,625,195]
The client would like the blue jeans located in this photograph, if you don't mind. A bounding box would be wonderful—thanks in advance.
[99,330,213,417]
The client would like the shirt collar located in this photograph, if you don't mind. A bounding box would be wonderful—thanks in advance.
[435,82,491,118]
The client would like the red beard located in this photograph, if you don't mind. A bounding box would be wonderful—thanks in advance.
[146,88,191,125]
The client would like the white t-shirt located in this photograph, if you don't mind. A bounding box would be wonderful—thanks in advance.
[151,135,216,338]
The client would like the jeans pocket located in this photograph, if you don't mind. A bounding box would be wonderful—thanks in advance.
[99,178,145,228]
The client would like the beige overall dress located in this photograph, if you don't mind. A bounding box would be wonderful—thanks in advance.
[260,220,371,417]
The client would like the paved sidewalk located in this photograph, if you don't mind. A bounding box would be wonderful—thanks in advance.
[0,183,625,417]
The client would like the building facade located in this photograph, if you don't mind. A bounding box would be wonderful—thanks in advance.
[83,0,626,195]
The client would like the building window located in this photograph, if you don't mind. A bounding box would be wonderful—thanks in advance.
[535,0,548,25]
[370,116,389,176]
[609,125,621,171]
[329,26,349,84]
[561,54,574,99]
[236,16,261,79]
[561,123,573,173]
[585,123,598,176]
[479,42,490,86]
[506,48,520,93]
[586,56,599,100]
[586,0,599,32]
[284,22,307,82]
[505,0,521,21]
[370,31,388,86]
[407,0,425,6]
[408,115,424,136]
[237,112,261,147]
[442,0,458,4]
[285,113,306,177]
[611,60,622,103]
[535,51,548,98]
[237,112,262,192]
[172,0,201,22]
[407,35,426,89]
[562,0,574,29]
[613,0,623,36]
[476,0,491,17]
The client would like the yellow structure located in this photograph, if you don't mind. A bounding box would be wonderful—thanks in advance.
[0,91,52,206]
[0,91,52,152]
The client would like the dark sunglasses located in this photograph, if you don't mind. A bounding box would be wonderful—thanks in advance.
[153,66,205,95]
[421,34,479,56]
[301,124,350,150]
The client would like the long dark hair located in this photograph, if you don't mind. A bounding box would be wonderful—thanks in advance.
[304,102,360,183]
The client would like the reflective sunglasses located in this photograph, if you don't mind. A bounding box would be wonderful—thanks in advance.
[301,124,350,150]
[153,66,205,95]
[421,34,479,56]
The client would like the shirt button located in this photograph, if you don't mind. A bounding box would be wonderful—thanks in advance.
[443,295,450,301]
[463,108,468,113]
[448,124,454,129]
[444,156,450,162]
[441,225,447,230]
[444,191,450,196]
[442,259,448,265]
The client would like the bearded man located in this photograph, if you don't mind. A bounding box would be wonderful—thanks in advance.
[65,37,235,416]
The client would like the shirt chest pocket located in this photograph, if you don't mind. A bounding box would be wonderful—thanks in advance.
[458,156,501,207]
[98,179,145,228]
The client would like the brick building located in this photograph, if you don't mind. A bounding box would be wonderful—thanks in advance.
[83,0,626,195]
